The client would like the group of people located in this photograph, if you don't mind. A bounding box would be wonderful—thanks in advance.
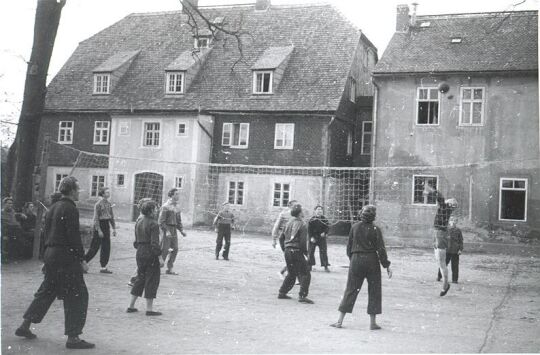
[1,197,37,261]
[13,175,464,349]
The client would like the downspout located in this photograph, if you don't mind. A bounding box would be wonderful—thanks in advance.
[369,80,379,204]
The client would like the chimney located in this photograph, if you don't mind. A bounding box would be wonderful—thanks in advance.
[410,3,418,27]
[396,4,410,32]
[182,0,199,14]
[255,0,271,11]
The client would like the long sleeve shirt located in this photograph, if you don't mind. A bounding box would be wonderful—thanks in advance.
[214,211,235,226]
[428,190,454,230]
[134,215,161,256]
[158,199,183,237]
[43,197,84,264]
[347,221,391,268]
[271,208,291,242]
[308,215,329,240]
[279,217,308,254]
[93,198,116,230]
[447,227,464,254]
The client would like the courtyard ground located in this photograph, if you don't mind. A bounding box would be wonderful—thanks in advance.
[2,222,540,354]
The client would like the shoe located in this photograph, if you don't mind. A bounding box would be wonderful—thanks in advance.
[165,270,178,275]
[66,339,95,349]
[440,283,451,297]
[100,269,112,274]
[146,311,162,316]
[370,324,382,330]
[215,255,219,260]
[126,308,138,313]
[298,297,314,304]
[324,267,330,273]
[223,257,229,261]
[436,277,441,282]
[329,322,342,328]
[278,293,292,299]
[15,327,37,339]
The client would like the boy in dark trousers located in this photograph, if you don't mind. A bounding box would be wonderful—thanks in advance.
[437,216,463,283]
[213,202,235,260]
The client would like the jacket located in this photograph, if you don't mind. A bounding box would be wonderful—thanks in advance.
[279,217,308,254]
[447,227,464,254]
[429,190,455,230]
[347,221,391,268]
[308,215,329,240]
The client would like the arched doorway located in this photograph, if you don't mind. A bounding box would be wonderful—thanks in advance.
[132,172,164,221]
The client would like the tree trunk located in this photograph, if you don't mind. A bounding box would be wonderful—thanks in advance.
[8,0,66,209]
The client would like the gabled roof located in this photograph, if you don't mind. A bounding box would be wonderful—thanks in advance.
[93,50,140,72]
[166,48,212,71]
[374,10,538,74]
[252,46,294,70]
[45,4,367,113]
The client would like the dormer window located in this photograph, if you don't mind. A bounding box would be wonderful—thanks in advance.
[93,73,110,94]
[451,37,462,44]
[253,71,273,94]
[165,71,184,94]
[194,36,211,49]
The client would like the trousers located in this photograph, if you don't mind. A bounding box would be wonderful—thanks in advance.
[85,220,111,267]
[339,252,382,315]
[279,249,311,298]
[437,253,460,282]
[435,248,449,286]
[131,246,161,299]
[22,261,88,336]
[215,224,231,259]
[308,237,329,267]
[161,234,178,271]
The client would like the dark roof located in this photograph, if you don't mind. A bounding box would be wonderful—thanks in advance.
[374,10,538,74]
[166,48,212,71]
[93,50,140,72]
[45,4,365,113]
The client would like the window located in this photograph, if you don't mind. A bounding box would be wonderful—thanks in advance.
[175,176,184,189]
[228,181,245,206]
[273,183,290,207]
[93,73,110,94]
[460,87,485,126]
[346,131,353,156]
[166,72,184,94]
[194,37,210,48]
[221,123,249,148]
[119,121,130,136]
[91,175,106,197]
[451,37,462,43]
[54,173,68,191]
[349,77,356,103]
[177,122,188,137]
[58,121,74,144]
[93,121,110,145]
[274,123,294,149]
[417,88,439,125]
[499,178,527,221]
[143,122,160,147]
[361,121,372,155]
[116,174,125,187]
[412,175,438,205]
[253,71,273,94]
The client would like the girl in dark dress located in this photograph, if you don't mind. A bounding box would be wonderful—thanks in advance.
[308,205,331,272]
[127,200,164,316]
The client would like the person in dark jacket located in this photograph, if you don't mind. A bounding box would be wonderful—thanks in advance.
[308,205,330,272]
[437,216,464,283]
[15,176,95,349]
[213,202,235,260]
[38,193,63,261]
[424,183,457,296]
[271,199,298,279]
[85,186,116,274]
[277,203,313,304]
[330,205,392,330]
[127,199,164,316]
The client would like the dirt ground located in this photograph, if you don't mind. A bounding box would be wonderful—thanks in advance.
[2,222,540,354]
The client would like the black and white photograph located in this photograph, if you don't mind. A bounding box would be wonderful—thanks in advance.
[1,0,539,353]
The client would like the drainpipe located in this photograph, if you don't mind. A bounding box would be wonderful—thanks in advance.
[369,81,379,204]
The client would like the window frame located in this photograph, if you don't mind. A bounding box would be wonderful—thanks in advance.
[349,77,357,103]
[499,177,528,222]
[361,121,373,155]
[141,121,161,148]
[93,120,110,145]
[272,182,291,208]
[221,122,249,149]
[93,73,110,94]
[58,121,74,144]
[346,131,353,156]
[174,176,185,190]
[118,121,130,136]
[227,180,245,206]
[54,173,68,191]
[252,70,273,94]
[165,71,185,94]
[115,173,126,188]
[459,87,485,126]
[90,175,106,198]
[176,120,188,137]
[416,87,440,126]
[194,37,211,49]
[274,123,295,150]
[412,174,439,206]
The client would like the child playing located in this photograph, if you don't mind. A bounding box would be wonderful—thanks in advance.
[213,202,235,260]
[437,216,464,283]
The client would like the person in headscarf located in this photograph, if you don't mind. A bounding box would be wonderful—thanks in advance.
[330,205,392,330]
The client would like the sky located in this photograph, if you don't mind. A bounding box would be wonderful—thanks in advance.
[0,0,538,144]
